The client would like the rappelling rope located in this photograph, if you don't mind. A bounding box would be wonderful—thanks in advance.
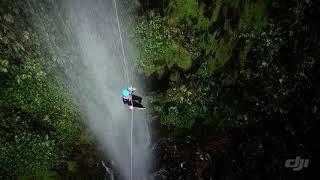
[113,0,130,86]
[112,0,134,179]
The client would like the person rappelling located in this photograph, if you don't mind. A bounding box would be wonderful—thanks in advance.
[122,86,145,110]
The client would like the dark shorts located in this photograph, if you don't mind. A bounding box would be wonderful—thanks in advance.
[123,94,144,108]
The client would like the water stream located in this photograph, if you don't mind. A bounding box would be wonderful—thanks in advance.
[27,0,152,179]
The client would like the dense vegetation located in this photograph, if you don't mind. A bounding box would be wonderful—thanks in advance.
[135,0,320,179]
[134,0,272,128]
[135,0,319,131]
[1,0,319,179]
[0,1,84,178]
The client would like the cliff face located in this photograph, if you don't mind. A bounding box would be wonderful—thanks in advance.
[145,0,320,179]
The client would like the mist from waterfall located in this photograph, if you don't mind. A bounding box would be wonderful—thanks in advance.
[27,0,152,179]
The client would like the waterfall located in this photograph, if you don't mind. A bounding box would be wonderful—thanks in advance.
[27,0,152,179]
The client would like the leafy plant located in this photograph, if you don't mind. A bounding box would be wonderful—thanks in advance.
[134,13,192,76]
[0,58,80,177]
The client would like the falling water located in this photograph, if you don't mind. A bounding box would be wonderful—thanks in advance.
[27,0,152,179]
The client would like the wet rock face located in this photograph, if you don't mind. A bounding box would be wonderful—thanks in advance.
[151,137,216,180]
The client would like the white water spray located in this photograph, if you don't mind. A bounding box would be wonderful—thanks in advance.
[27,0,152,179]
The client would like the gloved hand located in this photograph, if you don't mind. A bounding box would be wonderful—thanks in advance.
[129,106,134,110]
[128,86,136,92]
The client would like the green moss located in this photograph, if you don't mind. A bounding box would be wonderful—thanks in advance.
[79,131,96,144]
[237,0,269,66]
[170,72,181,82]
[17,171,60,180]
[211,0,222,23]
[168,0,198,26]
[67,161,78,173]
[135,14,193,76]
[171,42,192,70]
[239,42,253,66]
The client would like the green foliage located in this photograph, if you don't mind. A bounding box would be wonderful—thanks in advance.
[0,57,80,178]
[67,161,78,173]
[135,0,271,76]
[207,35,238,71]
[210,0,222,23]
[0,2,104,178]
[134,14,191,76]
[167,0,198,26]
[17,170,60,180]
[141,0,316,132]
[152,84,205,128]
[237,0,269,65]
[135,0,273,129]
